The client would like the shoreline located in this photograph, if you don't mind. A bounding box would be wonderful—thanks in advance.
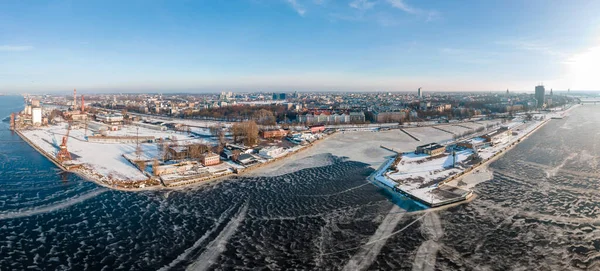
[13,126,334,192]
[14,105,578,194]
[373,105,579,208]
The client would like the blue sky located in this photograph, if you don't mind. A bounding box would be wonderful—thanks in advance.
[2,0,600,93]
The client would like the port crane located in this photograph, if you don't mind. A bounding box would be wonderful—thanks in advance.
[56,121,72,162]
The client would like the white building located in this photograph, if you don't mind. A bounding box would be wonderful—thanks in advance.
[259,146,285,158]
[32,107,42,125]
[297,112,353,124]
[96,113,124,124]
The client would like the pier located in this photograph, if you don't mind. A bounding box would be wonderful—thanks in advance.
[399,128,420,141]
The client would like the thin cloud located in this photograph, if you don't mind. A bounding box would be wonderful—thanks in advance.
[286,0,306,16]
[385,0,440,21]
[349,0,376,10]
[0,45,34,52]
[386,0,417,14]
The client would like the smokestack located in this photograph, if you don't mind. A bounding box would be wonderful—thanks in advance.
[81,95,84,112]
[73,89,77,111]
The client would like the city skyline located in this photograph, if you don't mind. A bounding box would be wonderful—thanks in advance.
[2,0,600,92]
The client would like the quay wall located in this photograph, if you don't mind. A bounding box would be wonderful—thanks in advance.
[15,129,68,171]
[387,118,553,208]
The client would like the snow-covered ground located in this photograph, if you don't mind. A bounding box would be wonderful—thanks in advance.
[454,122,484,130]
[21,126,154,181]
[372,116,551,206]
[101,124,214,145]
[250,127,455,177]
[388,150,474,191]
[145,118,234,128]
[436,125,473,135]
[402,127,451,142]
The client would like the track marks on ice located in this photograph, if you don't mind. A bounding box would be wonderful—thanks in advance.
[412,212,443,271]
[342,205,406,271]
[0,188,107,220]
[296,182,371,197]
[186,202,249,271]
[158,204,237,271]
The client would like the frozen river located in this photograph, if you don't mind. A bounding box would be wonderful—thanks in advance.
[1,95,599,270]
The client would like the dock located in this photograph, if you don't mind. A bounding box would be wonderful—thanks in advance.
[399,128,420,141]
[375,116,555,208]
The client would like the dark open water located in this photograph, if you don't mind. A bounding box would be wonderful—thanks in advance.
[1,95,599,270]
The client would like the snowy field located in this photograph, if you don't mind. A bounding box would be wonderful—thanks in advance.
[435,125,473,135]
[98,124,215,145]
[388,150,474,191]
[146,118,234,128]
[21,125,161,181]
[402,127,452,143]
[251,127,454,177]
[452,122,483,130]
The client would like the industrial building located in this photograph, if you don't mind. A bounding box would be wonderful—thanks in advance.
[96,113,124,125]
[87,135,155,144]
[457,137,490,150]
[32,107,42,126]
[201,152,220,166]
[167,146,189,160]
[260,129,288,138]
[482,127,512,144]
[415,143,446,156]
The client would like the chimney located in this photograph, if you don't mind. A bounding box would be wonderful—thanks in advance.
[81,95,85,112]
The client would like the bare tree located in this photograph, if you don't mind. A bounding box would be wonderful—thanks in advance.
[157,138,169,162]
[243,121,259,146]
[188,144,201,159]
[213,144,224,155]
[188,143,209,159]
[199,144,209,154]
[231,121,259,146]
[152,159,160,176]
[232,123,243,143]
[253,109,276,126]
[231,149,241,161]
[209,124,222,137]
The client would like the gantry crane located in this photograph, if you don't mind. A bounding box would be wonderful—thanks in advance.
[56,121,72,162]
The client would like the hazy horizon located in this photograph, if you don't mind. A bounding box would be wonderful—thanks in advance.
[7,88,600,96]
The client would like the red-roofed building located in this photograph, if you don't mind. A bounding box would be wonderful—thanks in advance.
[309,125,325,133]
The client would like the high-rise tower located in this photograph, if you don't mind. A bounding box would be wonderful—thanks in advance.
[535,85,545,108]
